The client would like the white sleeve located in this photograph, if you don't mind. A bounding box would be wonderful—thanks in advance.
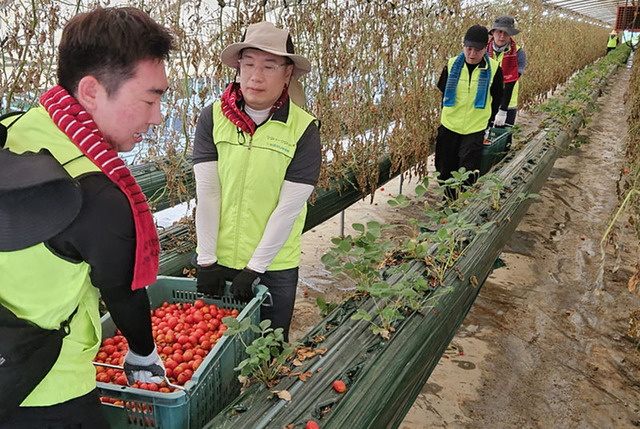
[247,180,314,273]
[194,161,221,265]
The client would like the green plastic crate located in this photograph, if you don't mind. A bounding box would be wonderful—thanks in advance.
[97,276,267,429]
[480,127,512,175]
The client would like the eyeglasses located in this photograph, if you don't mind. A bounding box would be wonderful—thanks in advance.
[238,58,290,76]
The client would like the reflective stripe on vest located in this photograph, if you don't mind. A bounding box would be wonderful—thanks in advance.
[211,101,315,270]
[0,106,102,406]
[441,56,499,134]
[492,45,521,109]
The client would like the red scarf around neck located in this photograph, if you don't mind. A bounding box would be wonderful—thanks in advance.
[220,82,289,136]
[40,85,159,291]
[488,38,519,84]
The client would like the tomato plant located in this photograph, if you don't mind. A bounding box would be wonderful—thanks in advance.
[222,318,295,386]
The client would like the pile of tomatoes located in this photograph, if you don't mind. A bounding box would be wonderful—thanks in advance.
[95,299,238,394]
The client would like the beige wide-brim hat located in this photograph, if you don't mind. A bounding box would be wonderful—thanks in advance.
[288,77,307,107]
[611,30,618,35]
[221,21,311,79]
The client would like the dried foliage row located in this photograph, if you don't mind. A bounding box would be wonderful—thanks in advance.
[621,50,640,240]
[1,0,610,200]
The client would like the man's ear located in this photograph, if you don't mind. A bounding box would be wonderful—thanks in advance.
[284,64,294,82]
[76,75,102,113]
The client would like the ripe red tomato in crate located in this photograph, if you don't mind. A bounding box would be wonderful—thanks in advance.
[94,299,239,394]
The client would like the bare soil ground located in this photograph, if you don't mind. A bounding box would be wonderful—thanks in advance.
[292,61,640,428]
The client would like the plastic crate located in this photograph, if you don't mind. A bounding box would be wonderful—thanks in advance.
[480,127,511,175]
[97,276,267,429]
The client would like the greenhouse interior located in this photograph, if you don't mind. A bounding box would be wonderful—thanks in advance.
[2,0,640,428]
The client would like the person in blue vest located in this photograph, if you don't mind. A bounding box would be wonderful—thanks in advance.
[0,7,173,428]
[607,30,619,53]
[192,22,322,343]
[435,25,504,199]
[487,15,527,146]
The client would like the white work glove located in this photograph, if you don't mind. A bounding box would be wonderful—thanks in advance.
[494,109,508,127]
[123,348,166,385]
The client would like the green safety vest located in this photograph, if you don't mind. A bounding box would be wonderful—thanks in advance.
[211,101,315,270]
[490,44,522,109]
[0,106,103,406]
[441,56,500,135]
[608,35,618,48]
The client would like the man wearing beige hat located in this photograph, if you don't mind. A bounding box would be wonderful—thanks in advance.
[192,21,321,342]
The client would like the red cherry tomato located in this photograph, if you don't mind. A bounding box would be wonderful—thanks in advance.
[96,300,242,391]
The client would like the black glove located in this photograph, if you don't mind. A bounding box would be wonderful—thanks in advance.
[196,262,226,297]
[230,268,261,302]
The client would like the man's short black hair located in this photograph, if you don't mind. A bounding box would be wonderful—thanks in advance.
[57,7,175,96]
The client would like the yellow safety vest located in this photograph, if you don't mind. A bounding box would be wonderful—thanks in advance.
[0,106,103,406]
[211,100,316,270]
[441,56,500,135]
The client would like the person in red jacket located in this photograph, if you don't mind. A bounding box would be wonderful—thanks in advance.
[487,15,527,147]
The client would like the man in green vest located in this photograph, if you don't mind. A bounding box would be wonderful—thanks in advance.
[607,30,619,53]
[192,22,321,343]
[487,15,527,145]
[435,25,504,199]
[0,7,174,427]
